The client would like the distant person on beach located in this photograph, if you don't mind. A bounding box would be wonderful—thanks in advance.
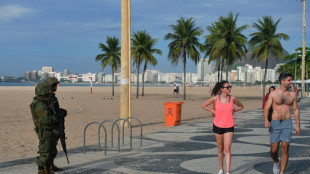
[30,83,58,174]
[173,83,179,94]
[262,86,276,123]
[202,81,244,174]
[264,72,300,174]
[173,83,178,94]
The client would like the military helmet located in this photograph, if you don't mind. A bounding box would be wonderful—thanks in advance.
[35,82,50,96]
[44,77,60,87]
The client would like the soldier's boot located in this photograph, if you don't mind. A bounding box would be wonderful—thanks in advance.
[38,169,44,174]
[44,165,54,174]
[38,166,44,174]
[50,164,63,172]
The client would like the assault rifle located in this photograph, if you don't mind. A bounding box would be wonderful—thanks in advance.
[49,100,70,164]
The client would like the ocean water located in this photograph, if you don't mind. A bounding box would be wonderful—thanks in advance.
[0,82,114,87]
[0,82,37,86]
[0,82,166,87]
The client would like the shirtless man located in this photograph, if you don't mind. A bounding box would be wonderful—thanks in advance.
[264,72,300,174]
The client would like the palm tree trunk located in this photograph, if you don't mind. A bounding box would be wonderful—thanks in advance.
[217,62,220,82]
[225,49,230,81]
[112,70,115,96]
[226,64,229,81]
[183,54,187,100]
[263,58,268,99]
[221,57,224,81]
[142,63,147,97]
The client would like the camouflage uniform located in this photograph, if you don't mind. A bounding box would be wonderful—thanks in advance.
[44,77,67,171]
[30,83,58,174]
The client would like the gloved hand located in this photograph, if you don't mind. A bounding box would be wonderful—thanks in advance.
[60,108,67,117]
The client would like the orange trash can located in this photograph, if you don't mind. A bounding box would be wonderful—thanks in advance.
[163,102,184,126]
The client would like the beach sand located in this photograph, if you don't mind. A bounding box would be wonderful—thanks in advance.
[0,85,264,163]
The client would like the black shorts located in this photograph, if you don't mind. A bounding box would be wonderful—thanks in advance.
[213,124,234,134]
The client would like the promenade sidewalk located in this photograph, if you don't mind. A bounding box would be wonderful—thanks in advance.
[1,99,310,174]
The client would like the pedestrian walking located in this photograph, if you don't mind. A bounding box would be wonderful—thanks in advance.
[202,81,243,174]
[264,72,300,174]
[173,83,178,94]
[262,86,276,123]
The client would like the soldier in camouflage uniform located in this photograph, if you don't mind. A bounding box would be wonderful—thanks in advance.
[30,82,58,174]
[44,77,67,172]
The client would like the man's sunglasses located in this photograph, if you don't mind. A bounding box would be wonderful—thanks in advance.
[222,86,232,89]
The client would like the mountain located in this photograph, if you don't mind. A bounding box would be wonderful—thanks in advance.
[234,49,290,69]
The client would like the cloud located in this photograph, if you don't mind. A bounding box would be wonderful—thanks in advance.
[0,5,34,23]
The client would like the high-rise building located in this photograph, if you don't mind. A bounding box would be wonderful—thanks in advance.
[64,69,70,76]
[54,72,63,81]
[254,66,262,82]
[42,66,54,73]
[237,66,248,81]
[247,70,257,84]
[261,69,276,82]
[183,72,198,84]
[152,70,160,83]
[231,70,237,82]
[197,58,212,81]
[97,72,104,83]
[68,74,79,83]
[42,72,48,79]
[30,70,38,80]
[144,70,154,82]
[81,73,97,82]
[24,71,31,80]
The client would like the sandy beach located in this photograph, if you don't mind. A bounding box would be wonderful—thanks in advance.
[0,85,264,163]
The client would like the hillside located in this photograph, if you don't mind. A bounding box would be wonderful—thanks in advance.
[233,49,289,69]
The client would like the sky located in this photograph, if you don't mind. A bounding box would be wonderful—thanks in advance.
[0,0,309,77]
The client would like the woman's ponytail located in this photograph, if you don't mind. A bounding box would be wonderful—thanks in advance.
[211,80,229,96]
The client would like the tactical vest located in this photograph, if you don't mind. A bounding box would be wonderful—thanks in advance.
[30,97,49,129]
[30,99,40,129]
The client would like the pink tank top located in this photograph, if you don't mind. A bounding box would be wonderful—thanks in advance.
[213,95,235,128]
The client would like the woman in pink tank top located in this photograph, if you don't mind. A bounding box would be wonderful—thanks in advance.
[202,81,243,174]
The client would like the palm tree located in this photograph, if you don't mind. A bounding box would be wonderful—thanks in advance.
[131,30,159,98]
[164,17,203,100]
[249,16,289,98]
[141,37,162,96]
[277,47,310,80]
[95,36,121,96]
[202,23,222,82]
[203,12,248,81]
[220,13,248,80]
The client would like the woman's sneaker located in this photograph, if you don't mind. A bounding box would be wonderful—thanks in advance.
[218,169,224,174]
[273,162,280,174]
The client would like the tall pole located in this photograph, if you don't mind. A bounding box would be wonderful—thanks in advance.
[128,0,131,119]
[302,0,306,98]
[121,0,131,126]
[295,51,297,85]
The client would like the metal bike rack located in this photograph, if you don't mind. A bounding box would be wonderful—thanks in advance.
[113,118,126,146]
[99,120,120,152]
[83,121,107,155]
[83,117,142,155]
[121,116,143,148]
